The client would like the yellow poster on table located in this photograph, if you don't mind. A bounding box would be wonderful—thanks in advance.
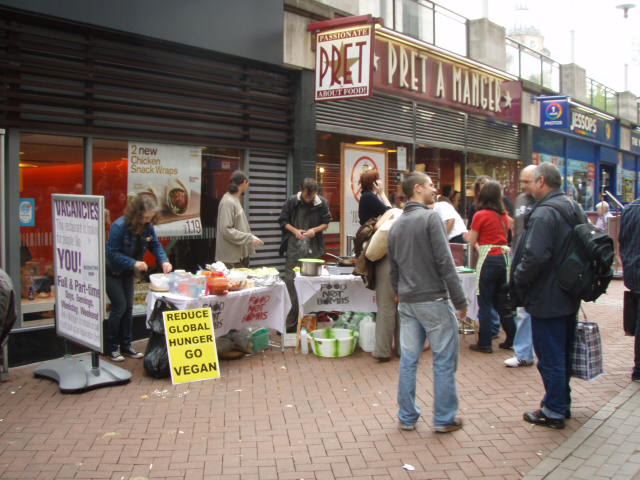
[163,308,220,385]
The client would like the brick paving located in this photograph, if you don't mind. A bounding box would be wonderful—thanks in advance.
[523,381,640,480]
[0,279,635,479]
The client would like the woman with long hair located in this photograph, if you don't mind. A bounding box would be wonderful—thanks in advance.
[105,193,172,362]
[466,180,516,353]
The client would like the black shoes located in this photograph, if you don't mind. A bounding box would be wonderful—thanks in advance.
[540,401,571,419]
[523,409,565,429]
[469,344,493,353]
[498,342,513,350]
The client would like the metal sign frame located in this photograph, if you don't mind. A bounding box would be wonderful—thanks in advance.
[52,194,105,353]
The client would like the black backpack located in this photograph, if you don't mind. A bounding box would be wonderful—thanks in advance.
[544,201,614,302]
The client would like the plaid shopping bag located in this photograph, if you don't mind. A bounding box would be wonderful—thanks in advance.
[570,321,604,380]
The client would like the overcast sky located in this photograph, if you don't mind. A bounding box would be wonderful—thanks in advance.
[436,0,640,94]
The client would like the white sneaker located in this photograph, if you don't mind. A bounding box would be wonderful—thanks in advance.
[109,350,125,362]
[504,356,533,368]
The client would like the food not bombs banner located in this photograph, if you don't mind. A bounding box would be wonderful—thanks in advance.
[127,142,202,237]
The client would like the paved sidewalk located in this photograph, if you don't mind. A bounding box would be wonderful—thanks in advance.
[524,382,640,480]
[0,280,636,479]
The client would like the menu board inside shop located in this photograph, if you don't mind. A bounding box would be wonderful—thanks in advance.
[127,142,202,237]
[340,144,386,256]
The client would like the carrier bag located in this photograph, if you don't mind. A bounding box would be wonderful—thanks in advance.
[143,297,177,378]
[570,320,604,380]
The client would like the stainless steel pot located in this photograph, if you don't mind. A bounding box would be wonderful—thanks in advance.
[299,258,324,276]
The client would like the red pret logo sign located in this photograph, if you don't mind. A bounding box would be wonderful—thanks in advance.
[315,25,374,101]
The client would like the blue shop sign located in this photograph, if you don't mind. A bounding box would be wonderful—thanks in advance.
[631,130,640,154]
[539,99,617,146]
[568,109,616,145]
[540,98,569,129]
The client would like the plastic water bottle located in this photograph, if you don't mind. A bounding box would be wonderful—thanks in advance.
[300,328,309,355]
[358,316,376,352]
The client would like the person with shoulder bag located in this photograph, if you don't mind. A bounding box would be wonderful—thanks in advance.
[512,162,586,429]
[357,169,396,362]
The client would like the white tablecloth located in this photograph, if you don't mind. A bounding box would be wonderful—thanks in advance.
[146,282,290,337]
[294,272,478,321]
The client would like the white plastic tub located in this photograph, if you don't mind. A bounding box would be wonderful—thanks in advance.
[309,328,358,358]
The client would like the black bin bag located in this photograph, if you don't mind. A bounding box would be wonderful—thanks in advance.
[143,297,177,378]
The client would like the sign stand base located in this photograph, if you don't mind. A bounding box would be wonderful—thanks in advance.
[33,353,132,393]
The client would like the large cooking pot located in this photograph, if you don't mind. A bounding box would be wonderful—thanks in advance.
[325,253,357,266]
[299,258,325,276]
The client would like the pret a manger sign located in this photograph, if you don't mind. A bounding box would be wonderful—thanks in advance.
[315,24,374,101]
[372,32,522,123]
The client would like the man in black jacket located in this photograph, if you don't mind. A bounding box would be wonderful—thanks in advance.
[512,162,586,429]
[278,178,332,331]
[619,198,640,381]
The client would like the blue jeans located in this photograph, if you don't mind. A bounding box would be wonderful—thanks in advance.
[531,313,577,419]
[634,297,640,379]
[106,273,135,353]
[477,255,516,347]
[513,308,533,362]
[397,300,459,428]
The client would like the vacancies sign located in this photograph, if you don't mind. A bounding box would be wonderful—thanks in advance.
[315,24,374,101]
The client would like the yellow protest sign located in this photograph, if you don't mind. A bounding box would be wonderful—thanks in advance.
[163,307,220,384]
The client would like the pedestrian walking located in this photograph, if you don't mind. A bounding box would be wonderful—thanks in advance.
[505,165,536,368]
[358,169,397,362]
[279,178,332,331]
[619,196,640,382]
[215,170,264,269]
[512,162,586,429]
[467,180,516,353]
[106,193,172,362]
[388,171,467,433]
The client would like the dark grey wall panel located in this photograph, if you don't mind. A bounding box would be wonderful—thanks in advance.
[0,0,283,65]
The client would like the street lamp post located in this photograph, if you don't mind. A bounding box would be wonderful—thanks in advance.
[617,3,636,91]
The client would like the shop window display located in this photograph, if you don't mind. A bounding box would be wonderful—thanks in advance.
[316,132,405,255]
[19,134,84,326]
[466,153,519,207]
[622,169,636,203]
[93,141,242,313]
[567,159,595,212]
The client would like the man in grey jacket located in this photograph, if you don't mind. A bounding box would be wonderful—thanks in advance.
[388,172,468,433]
[215,170,263,268]
[512,162,586,430]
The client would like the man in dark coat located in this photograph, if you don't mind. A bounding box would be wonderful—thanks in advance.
[278,178,331,331]
[512,162,587,429]
[619,197,640,382]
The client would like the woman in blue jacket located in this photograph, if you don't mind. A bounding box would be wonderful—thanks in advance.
[106,194,172,361]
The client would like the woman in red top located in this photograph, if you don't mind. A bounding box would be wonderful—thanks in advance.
[467,181,516,353]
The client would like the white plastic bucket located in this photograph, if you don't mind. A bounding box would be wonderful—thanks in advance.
[358,316,376,352]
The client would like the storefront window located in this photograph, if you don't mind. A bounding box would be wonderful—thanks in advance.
[466,153,519,210]
[93,140,242,312]
[316,132,405,255]
[20,134,84,327]
[622,169,636,203]
[567,159,595,211]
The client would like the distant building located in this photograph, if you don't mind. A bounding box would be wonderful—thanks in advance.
[508,2,551,56]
